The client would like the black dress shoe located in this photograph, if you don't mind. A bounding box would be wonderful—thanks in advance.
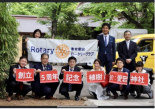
[134,96,140,99]
[106,91,111,96]
[124,94,128,100]
[113,93,118,99]
[75,96,79,101]
[92,92,97,99]
[65,94,70,100]
[120,91,124,96]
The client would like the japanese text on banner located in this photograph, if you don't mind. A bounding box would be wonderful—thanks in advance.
[109,71,128,85]
[27,38,97,63]
[16,69,34,82]
[87,71,105,83]
[40,71,58,83]
[63,71,82,84]
[130,73,149,86]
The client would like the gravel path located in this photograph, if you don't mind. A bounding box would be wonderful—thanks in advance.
[0,95,85,106]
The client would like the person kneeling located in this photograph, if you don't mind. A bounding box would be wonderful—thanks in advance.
[6,56,32,102]
[32,53,60,99]
[59,56,84,101]
[107,58,130,100]
[133,61,153,99]
[88,59,109,100]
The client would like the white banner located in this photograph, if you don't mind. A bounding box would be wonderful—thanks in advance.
[27,38,98,63]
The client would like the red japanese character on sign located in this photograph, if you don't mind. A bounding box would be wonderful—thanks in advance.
[117,75,122,82]
[46,74,52,81]
[109,75,114,81]
[66,74,73,81]
[109,71,128,85]
[16,69,34,82]
[96,74,102,80]
[89,74,96,81]
[73,74,80,81]
[40,71,58,83]
[63,71,82,84]
[130,73,148,86]
[87,71,104,83]
[122,76,128,83]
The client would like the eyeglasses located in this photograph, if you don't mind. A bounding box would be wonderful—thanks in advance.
[125,34,131,36]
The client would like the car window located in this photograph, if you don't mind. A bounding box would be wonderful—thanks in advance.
[131,38,139,43]
[137,39,153,52]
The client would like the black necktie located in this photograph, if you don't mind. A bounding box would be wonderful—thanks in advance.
[44,65,46,71]
[68,68,73,91]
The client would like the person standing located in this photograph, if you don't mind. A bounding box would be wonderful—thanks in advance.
[25,29,42,68]
[97,23,116,95]
[117,30,137,96]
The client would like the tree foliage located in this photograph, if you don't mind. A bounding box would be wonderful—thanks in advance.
[35,2,79,38]
[79,2,154,33]
[56,10,93,40]
[57,22,93,40]
[0,3,19,98]
[10,2,39,15]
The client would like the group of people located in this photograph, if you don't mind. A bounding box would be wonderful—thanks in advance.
[89,23,153,100]
[6,55,84,101]
[5,23,153,102]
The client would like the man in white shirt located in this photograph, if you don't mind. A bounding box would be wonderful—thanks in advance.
[59,56,84,101]
[107,58,131,100]
[97,23,116,96]
[32,53,59,99]
[6,56,32,102]
[117,30,137,96]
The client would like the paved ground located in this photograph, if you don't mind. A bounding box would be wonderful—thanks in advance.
[52,65,155,106]
[0,65,154,106]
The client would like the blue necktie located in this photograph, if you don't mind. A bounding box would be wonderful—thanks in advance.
[105,36,107,54]
[68,68,73,91]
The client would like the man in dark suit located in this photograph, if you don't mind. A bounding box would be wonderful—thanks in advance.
[97,23,116,74]
[59,56,84,101]
[32,53,59,99]
[117,30,137,96]
[6,56,32,102]
[107,58,130,100]
[97,23,116,96]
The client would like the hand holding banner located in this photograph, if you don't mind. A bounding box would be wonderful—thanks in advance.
[130,73,149,86]
[63,71,82,84]
[27,38,97,63]
[109,71,128,85]
[87,71,105,83]
[16,69,34,82]
[40,70,58,83]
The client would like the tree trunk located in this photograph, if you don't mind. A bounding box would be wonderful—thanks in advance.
[121,11,143,29]
[51,20,57,39]
[101,11,107,22]
[51,3,61,39]
[51,7,57,39]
